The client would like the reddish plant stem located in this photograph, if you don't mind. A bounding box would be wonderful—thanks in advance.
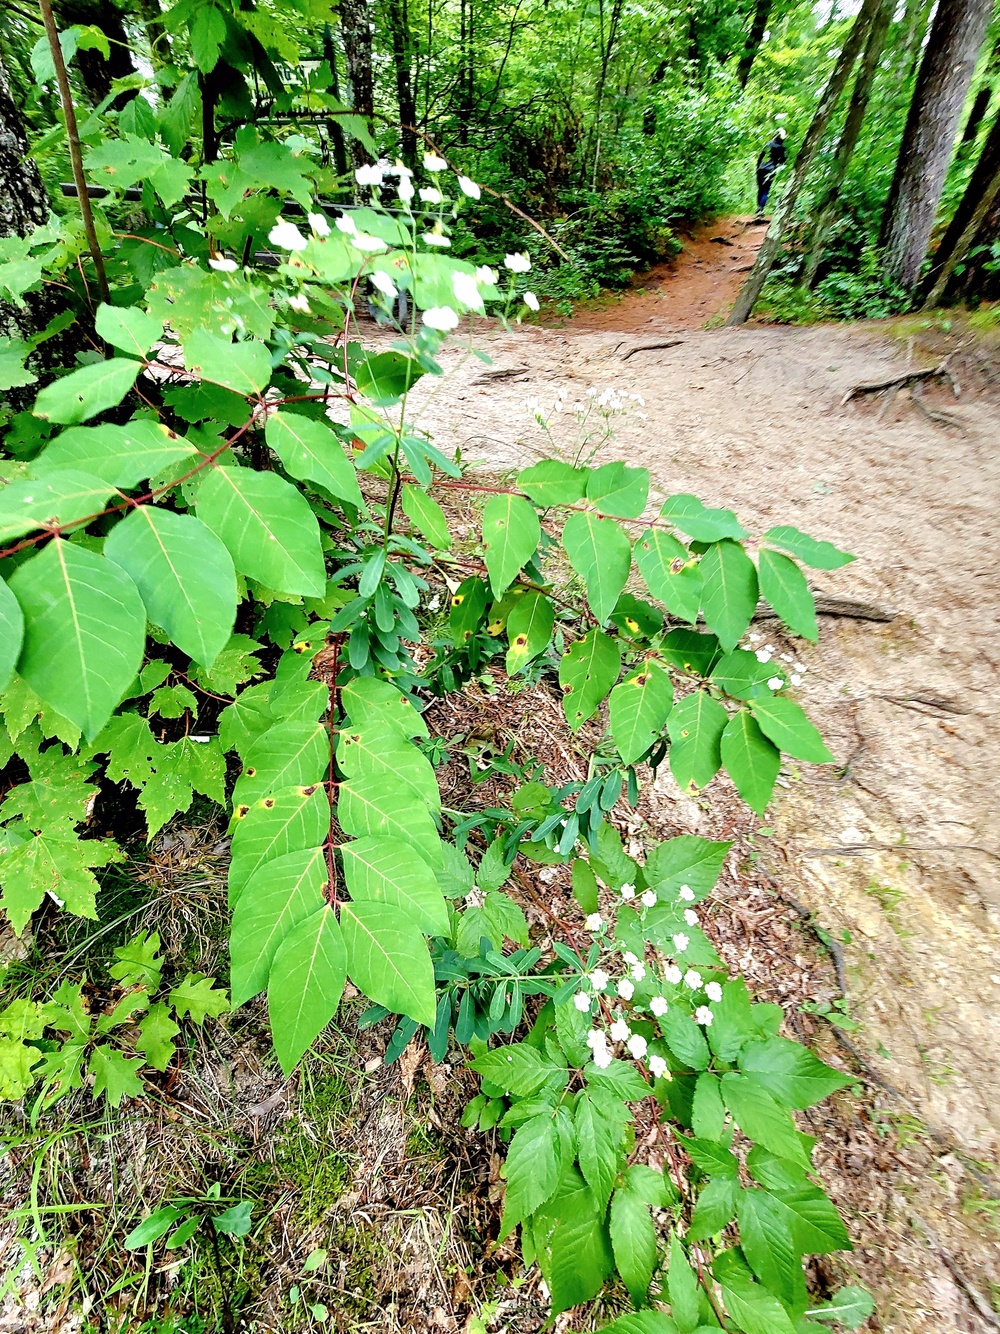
[323,634,345,906]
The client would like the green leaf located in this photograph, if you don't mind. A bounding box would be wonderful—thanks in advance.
[763,526,855,570]
[739,1038,851,1110]
[517,459,587,506]
[0,578,24,692]
[482,494,540,597]
[0,336,36,391]
[0,833,119,934]
[585,1059,650,1101]
[720,711,780,815]
[806,1286,874,1328]
[90,1045,144,1107]
[558,628,621,731]
[400,484,450,549]
[0,1037,41,1100]
[667,1233,701,1333]
[667,692,727,791]
[687,1176,738,1240]
[341,677,428,740]
[33,359,141,425]
[710,649,777,702]
[634,529,701,624]
[737,1188,807,1309]
[228,784,328,904]
[197,465,326,597]
[754,1179,850,1254]
[699,540,758,653]
[212,1200,253,1236]
[168,973,230,1024]
[534,1167,615,1314]
[189,3,226,70]
[610,1178,657,1304]
[661,494,747,541]
[661,1007,710,1070]
[265,411,364,510]
[9,540,145,741]
[109,929,162,990]
[230,846,328,1005]
[137,1002,180,1071]
[338,779,442,869]
[748,696,833,764]
[448,575,487,644]
[32,420,198,489]
[575,1090,625,1209]
[94,303,163,358]
[341,836,449,936]
[561,511,631,622]
[691,1072,726,1139]
[471,1042,566,1097]
[125,1206,184,1249]
[0,470,115,543]
[105,507,237,669]
[707,978,755,1063]
[340,899,436,1027]
[643,835,731,901]
[721,1073,810,1167]
[713,1250,797,1334]
[571,858,599,915]
[268,906,347,1074]
[609,662,673,765]
[758,549,818,642]
[596,1315,679,1334]
[500,1113,563,1235]
[660,627,721,676]
[587,462,649,517]
[337,726,440,815]
[182,330,271,395]
[505,590,554,674]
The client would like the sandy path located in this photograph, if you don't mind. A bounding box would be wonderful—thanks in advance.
[401,241,1000,1328]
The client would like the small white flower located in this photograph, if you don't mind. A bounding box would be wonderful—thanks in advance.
[269,219,308,251]
[640,890,657,908]
[749,632,761,642]
[678,884,695,902]
[288,292,311,312]
[664,964,682,985]
[335,214,358,234]
[630,962,646,982]
[650,996,668,1017]
[422,230,451,248]
[649,1054,668,1079]
[423,152,448,171]
[585,913,604,932]
[620,883,636,900]
[523,290,540,312]
[208,255,238,272]
[609,1018,631,1042]
[622,952,639,966]
[573,991,592,1012]
[475,265,498,286]
[589,968,610,992]
[755,648,773,664]
[370,269,398,298]
[694,1005,714,1026]
[767,676,784,691]
[672,933,689,954]
[422,306,460,332]
[593,1045,614,1068]
[452,270,484,311]
[705,981,723,1003]
[794,661,807,672]
[427,595,441,612]
[617,977,635,1001]
[504,251,531,273]
[626,1033,648,1059]
[586,1029,606,1049]
[457,175,481,199]
[791,672,803,686]
[398,176,415,203]
[419,186,443,204]
[355,163,383,186]
[684,969,702,989]
[464,887,486,909]
[683,909,698,927]
[350,232,387,252]
[780,653,794,663]
[308,212,331,236]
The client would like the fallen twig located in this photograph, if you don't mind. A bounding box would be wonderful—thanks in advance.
[878,693,969,716]
[753,594,896,623]
[471,367,531,384]
[620,340,683,360]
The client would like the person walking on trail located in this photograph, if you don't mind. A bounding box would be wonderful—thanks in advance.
[756,129,787,214]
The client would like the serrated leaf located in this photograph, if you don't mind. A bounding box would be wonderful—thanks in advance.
[168,973,230,1024]
[472,1042,566,1096]
[758,548,818,641]
[90,1045,144,1106]
[667,692,727,791]
[482,494,540,597]
[340,899,436,1027]
[94,303,162,358]
[721,1073,810,1167]
[587,462,649,517]
[230,847,328,1005]
[183,330,271,395]
[0,470,115,543]
[737,1188,806,1308]
[229,784,328,904]
[534,1166,615,1314]
[268,906,347,1074]
[763,526,855,570]
[571,858,599,914]
[721,711,780,815]
[265,411,364,509]
[643,835,731,900]
[585,1059,650,1100]
[738,1038,851,1109]
[634,528,701,624]
[562,511,631,622]
[610,1179,657,1304]
[559,628,620,731]
[105,507,237,668]
[594,1313,679,1334]
[691,1072,726,1139]
[609,661,673,765]
[0,578,24,692]
[707,978,755,1063]
[34,359,141,425]
[517,459,587,506]
[661,1007,710,1070]
[748,696,833,764]
[661,494,747,541]
[0,833,115,934]
[687,1175,738,1240]
[499,1113,563,1235]
[400,483,450,549]
[806,1286,874,1328]
[32,421,197,490]
[9,540,145,741]
[699,540,758,653]
[575,1089,625,1210]
[506,590,554,674]
[667,1233,700,1333]
[341,835,449,936]
[713,1250,797,1334]
[189,3,226,70]
[110,930,163,990]
[137,1002,180,1071]
[197,465,325,597]
[0,336,36,392]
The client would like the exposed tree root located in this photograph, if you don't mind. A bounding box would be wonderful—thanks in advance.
[841,358,959,403]
[753,594,896,623]
[620,339,684,359]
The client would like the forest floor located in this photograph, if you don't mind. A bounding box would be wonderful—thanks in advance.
[4,222,1000,1334]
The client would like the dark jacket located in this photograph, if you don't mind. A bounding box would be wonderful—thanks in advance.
[757,135,787,173]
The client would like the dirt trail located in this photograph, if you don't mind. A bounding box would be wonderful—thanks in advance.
[406,230,1000,1332]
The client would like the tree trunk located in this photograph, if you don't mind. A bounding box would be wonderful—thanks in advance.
[385,0,417,165]
[961,84,993,145]
[53,0,135,105]
[949,188,1000,300]
[726,0,881,326]
[922,158,1000,306]
[801,0,894,287]
[737,0,772,88]
[878,0,993,290]
[322,23,349,177]
[920,103,1000,299]
[341,0,375,170]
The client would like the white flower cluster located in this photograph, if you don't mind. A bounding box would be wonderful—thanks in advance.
[748,634,809,687]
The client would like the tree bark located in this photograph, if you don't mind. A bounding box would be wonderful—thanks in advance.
[726,0,881,326]
[949,188,1000,300]
[961,84,993,145]
[737,0,772,88]
[341,0,375,170]
[878,0,993,290]
[385,0,417,165]
[920,104,1000,300]
[801,0,894,287]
